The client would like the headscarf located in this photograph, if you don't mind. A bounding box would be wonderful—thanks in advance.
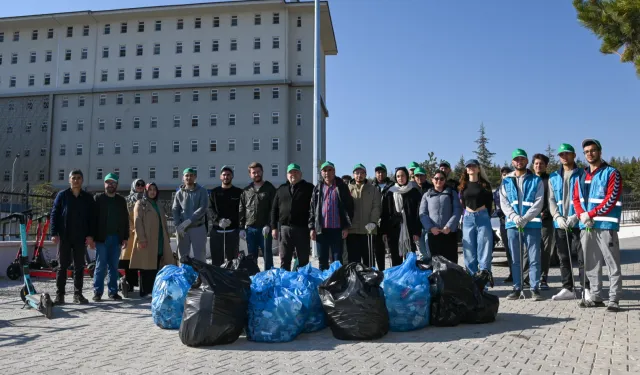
[144,182,159,201]
[389,167,419,257]
[126,178,145,205]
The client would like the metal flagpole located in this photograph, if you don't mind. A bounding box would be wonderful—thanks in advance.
[312,0,321,259]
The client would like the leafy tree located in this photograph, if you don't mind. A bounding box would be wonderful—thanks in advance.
[574,0,640,77]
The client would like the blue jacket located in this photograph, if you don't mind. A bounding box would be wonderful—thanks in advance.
[549,167,583,229]
[575,164,622,231]
[50,188,95,242]
[500,170,544,230]
[419,187,461,232]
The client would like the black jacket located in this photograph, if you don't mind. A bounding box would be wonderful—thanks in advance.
[239,181,277,228]
[271,180,314,228]
[371,177,394,198]
[539,172,552,223]
[446,179,459,192]
[209,186,243,231]
[309,178,354,233]
[93,193,130,243]
[50,188,95,242]
[380,184,423,238]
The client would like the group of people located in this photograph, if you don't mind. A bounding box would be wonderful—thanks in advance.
[48,138,623,312]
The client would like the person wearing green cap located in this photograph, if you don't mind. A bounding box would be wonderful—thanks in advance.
[309,161,354,270]
[50,169,96,305]
[172,167,209,267]
[346,164,381,267]
[548,143,589,301]
[370,163,394,268]
[572,139,623,311]
[412,167,434,194]
[528,153,554,291]
[500,149,545,301]
[93,172,130,301]
[408,161,420,180]
[208,166,243,266]
[271,163,314,270]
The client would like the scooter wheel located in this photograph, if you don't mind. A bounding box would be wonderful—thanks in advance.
[40,293,54,319]
[20,286,28,302]
[6,263,21,281]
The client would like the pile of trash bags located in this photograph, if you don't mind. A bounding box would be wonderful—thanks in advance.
[246,268,313,343]
[428,256,499,326]
[296,262,342,332]
[179,258,251,347]
[151,264,198,329]
[382,253,432,332]
[319,262,389,340]
[222,252,260,277]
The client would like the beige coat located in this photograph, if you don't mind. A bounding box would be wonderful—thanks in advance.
[348,181,382,235]
[130,199,176,270]
[121,204,135,260]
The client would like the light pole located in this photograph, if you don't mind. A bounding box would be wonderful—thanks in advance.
[10,153,19,215]
[312,0,321,185]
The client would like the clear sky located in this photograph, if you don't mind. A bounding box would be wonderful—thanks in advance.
[3,1,639,177]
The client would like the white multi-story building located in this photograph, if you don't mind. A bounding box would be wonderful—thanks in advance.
[0,0,337,192]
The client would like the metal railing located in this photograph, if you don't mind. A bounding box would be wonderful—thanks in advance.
[621,193,640,224]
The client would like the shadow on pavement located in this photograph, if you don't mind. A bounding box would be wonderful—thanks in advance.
[0,323,87,348]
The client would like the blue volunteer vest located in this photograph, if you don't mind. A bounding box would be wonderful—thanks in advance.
[576,165,622,231]
[503,173,542,230]
[549,168,583,229]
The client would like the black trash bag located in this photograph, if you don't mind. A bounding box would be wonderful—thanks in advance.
[466,270,499,324]
[222,252,260,277]
[319,262,389,340]
[427,256,482,327]
[178,257,251,347]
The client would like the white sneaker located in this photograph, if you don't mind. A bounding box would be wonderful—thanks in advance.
[552,288,575,301]
[584,288,591,300]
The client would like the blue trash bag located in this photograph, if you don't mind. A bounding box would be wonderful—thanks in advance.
[322,261,342,279]
[296,261,342,333]
[382,252,432,332]
[247,268,313,342]
[151,264,198,329]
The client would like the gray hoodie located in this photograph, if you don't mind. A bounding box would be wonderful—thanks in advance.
[419,187,462,232]
[172,184,209,229]
[499,170,544,224]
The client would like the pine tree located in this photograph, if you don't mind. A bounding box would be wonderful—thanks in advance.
[473,123,496,169]
[574,0,640,77]
[419,151,439,178]
[453,154,466,180]
[545,144,560,171]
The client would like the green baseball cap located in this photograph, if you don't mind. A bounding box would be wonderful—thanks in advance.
[183,168,197,175]
[104,173,119,182]
[353,163,366,173]
[287,163,301,173]
[374,163,387,172]
[511,148,528,160]
[320,161,335,170]
[413,167,426,176]
[408,161,420,170]
[557,143,575,154]
[582,139,602,151]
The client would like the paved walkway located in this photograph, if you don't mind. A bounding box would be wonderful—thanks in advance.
[1,238,639,375]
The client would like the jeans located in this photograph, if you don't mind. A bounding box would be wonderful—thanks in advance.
[462,210,493,275]
[499,219,512,276]
[316,228,343,271]
[507,228,542,291]
[246,226,273,271]
[94,235,122,296]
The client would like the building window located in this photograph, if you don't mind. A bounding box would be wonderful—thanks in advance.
[173,116,181,128]
[174,92,181,103]
[104,24,111,34]
[296,89,302,100]
[119,45,126,57]
[211,64,218,76]
[102,47,109,58]
[135,68,142,80]
[114,168,120,177]
[272,88,279,99]
[134,93,141,104]
[3,171,9,181]
[297,64,302,76]
[172,167,179,179]
[193,65,200,77]
[254,13,262,25]
[42,120,49,131]
[96,168,103,180]
[209,140,217,152]
[81,48,88,59]
[76,144,83,156]
[297,16,302,27]
[253,88,261,100]
[195,17,202,29]
[228,114,236,126]
[253,62,261,75]
[152,67,159,79]
[65,50,72,60]
[272,37,280,49]
[66,27,73,38]
[212,39,219,52]
[297,40,302,52]
[97,142,104,155]
[272,112,279,125]
[31,30,38,40]
[210,89,218,101]
[191,115,199,127]
[28,75,35,86]
[26,123,32,133]
[229,63,236,76]
[149,141,157,153]
[78,96,86,107]
[153,43,160,55]
[58,169,64,181]
[101,70,108,82]
[213,17,220,28]
[114,143,121,154]
[46,51,52,62]
[99,94,107,105]
[82,26,90,37]
[228,139,236,152]
[273,13,280,24]
[173,141,180,153]
[40,148,46,156]
[207,166,215,179]
[192,90,199,102]
[9,76,16,87]
[11,53,18,64]
[27,100,33,110]
[80,72,87,83]
[5,147,11,157]
[253,139,260,151]
[272,138,279,151]
[24,148,31,157]
[98,119,105,130]
[176,41,183,54]
[296,114,302,126]
[150,117,158,128]
[115,118,122,130]
[23,171,29,182]
[7,126,13,133]
[175,66,182,78]
[39,170,45,181]
[131,167,138,179]
[177,19,183,30]
[30,52,36,63]
[253,113,260,125]
[77,119,84,131]
[296,140,302,151]
[151,92,158,103]
[272,164,279,177]
[191,140,198,152]
[116,93,124,105]
[133,117,140,129]
[63,73,70,84]
[132,142,139,154]
[121,22,128,33]
[154,20,162,31]
[210,114,218,126]
[138,21,145,33]
[62,97,69,108]
[149,167,156,179]
[136,44,143,56]
[272,61,280,74]
[229,88,236,100]
[254,37,261,50]
[230,39,237,51]
[193,40,200,53]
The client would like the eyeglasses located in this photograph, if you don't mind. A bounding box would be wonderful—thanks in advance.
[433,177,445,181]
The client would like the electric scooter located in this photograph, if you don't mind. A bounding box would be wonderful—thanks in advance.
[0,212,54,319]
[29,213,56,270]
[5,211,34,280]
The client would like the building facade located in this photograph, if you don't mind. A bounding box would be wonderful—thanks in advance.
[0,0,336,191]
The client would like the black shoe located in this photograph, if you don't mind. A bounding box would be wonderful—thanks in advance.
[539,280,549,291]
[92,294,102,302]
[606,301,620,312]
[53,295,65,305]
[73,294,89,304]
[504,275,513,283]
[108,294,123,301]
[594,301,606,308]
[531,289,544,301]
[523,281,531,289]
[506,290,521,300]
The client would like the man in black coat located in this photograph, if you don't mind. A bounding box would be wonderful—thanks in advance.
[271,163,314,270]
[209,165,243,266]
